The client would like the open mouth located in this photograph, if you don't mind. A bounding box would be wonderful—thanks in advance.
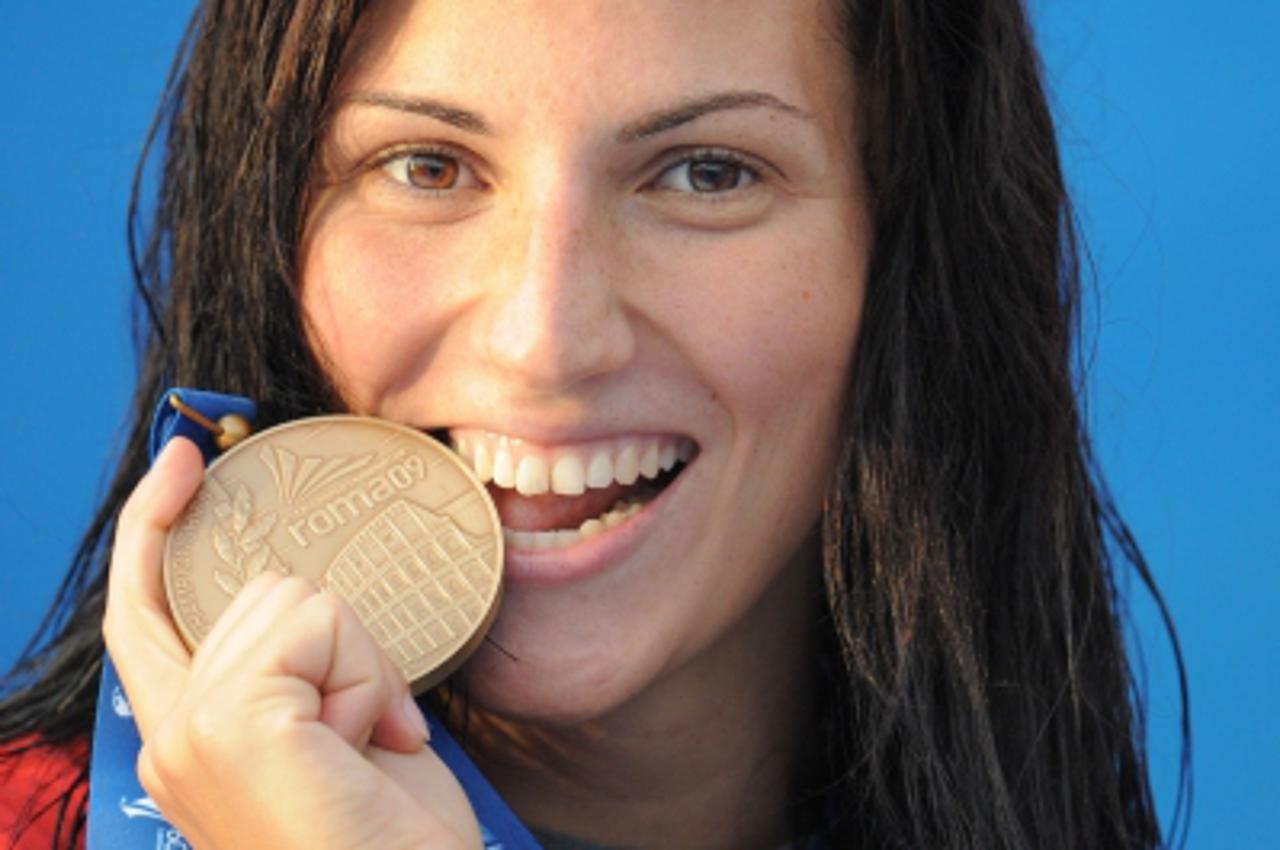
[446,430,697,552]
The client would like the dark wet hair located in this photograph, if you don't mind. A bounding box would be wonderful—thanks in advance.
[1,1,1189,848]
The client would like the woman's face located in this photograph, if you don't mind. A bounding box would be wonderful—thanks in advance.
[301,0,869,721]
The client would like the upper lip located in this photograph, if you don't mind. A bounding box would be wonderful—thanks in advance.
[421,417,699,450]
[444,425,692,449]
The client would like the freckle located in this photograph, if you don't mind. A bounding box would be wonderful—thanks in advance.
[800,289,812,301]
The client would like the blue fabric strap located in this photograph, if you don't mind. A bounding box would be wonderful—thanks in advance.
[146,388,257,464]
[423,713,544,850]
[89,389,540,850]
[88,656,190,849]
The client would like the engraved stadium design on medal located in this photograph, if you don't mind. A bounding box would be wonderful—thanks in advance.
[163,417,503,692]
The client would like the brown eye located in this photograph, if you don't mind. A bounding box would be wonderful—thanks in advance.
[381,150,476,192]
[404,153,459,189]
[688,160,743,192]
[653,152,757,195]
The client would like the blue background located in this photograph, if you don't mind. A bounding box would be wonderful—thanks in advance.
[1,4,1275,846]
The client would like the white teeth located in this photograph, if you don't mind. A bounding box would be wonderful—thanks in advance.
[473,441,493,482]
[639,441,660,478]
[500,498,646,552]
[451,431,697,495]
[615,444,640,485]
[551,455,587,495]
[659,441,677,471]
[515,455,550,496]
[492,442,516,488]
[586,450,614,488]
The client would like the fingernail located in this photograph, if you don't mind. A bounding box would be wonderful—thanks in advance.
[404,693,429,744]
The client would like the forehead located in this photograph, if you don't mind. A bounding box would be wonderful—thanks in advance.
[337,0,852,136]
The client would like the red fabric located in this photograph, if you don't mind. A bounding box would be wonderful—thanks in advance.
[0,738,87,850]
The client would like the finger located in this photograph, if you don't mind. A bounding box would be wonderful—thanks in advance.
[368,639,428,754]
[317,601,427,752]
[188,572,308,687]
[103,437,206,737]
[190,568,287,660]
[258,592,427,752]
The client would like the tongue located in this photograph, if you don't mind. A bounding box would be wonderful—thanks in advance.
[490,480,649,531]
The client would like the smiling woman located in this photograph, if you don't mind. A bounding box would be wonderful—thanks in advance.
[300,6,866,754]
[0,1,1180,849]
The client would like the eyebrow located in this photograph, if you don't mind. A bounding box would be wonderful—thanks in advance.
[616,91,814,142]
[345,91,492,134]
[343,89,812,142]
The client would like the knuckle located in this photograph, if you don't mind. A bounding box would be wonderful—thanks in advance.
[260,707,306,744]
[185,704,226,756]
[116,482,154,535]
[106,532,136,581]
[372,664,394,703]
[279,574,319,596]
[135,747,179,818]
[117,489,143,529]
[142,723,189,789]
[306,588,347,625]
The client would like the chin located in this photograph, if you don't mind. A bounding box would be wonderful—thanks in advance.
[448,586,674,724]
[452,644,649,726]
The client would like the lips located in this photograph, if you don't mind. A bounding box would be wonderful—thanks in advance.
[449,429,696,552]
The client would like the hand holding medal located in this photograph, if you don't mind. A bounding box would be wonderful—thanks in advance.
[160,398,504,694]
[101,395,500,849]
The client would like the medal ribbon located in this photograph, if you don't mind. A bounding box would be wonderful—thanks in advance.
[88,388,541,850]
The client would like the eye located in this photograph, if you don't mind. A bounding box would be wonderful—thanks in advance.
[380,150,479,192]
[652,151,759,195]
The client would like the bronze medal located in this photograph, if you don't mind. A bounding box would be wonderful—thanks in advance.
[163,416,503,693]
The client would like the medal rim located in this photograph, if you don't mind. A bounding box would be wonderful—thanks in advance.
[162,414,504,692]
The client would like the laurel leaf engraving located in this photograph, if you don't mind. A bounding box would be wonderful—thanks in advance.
[232,485,251,534]
[213,567,243,597]
[266,551,291,576]
[212,527,238,568]
[214,503,232,521]
[243,546,270,579]
[240,512,276,547]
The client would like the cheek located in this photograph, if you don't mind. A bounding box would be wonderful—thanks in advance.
[299,215,454,406]
[650,217,866,422]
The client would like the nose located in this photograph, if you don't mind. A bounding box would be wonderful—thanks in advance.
[476,182,636,390]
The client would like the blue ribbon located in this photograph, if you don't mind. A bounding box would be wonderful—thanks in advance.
[146,388,257,465]
[88,389,540,849]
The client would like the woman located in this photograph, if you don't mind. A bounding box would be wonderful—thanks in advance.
[0,0,1185,847]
